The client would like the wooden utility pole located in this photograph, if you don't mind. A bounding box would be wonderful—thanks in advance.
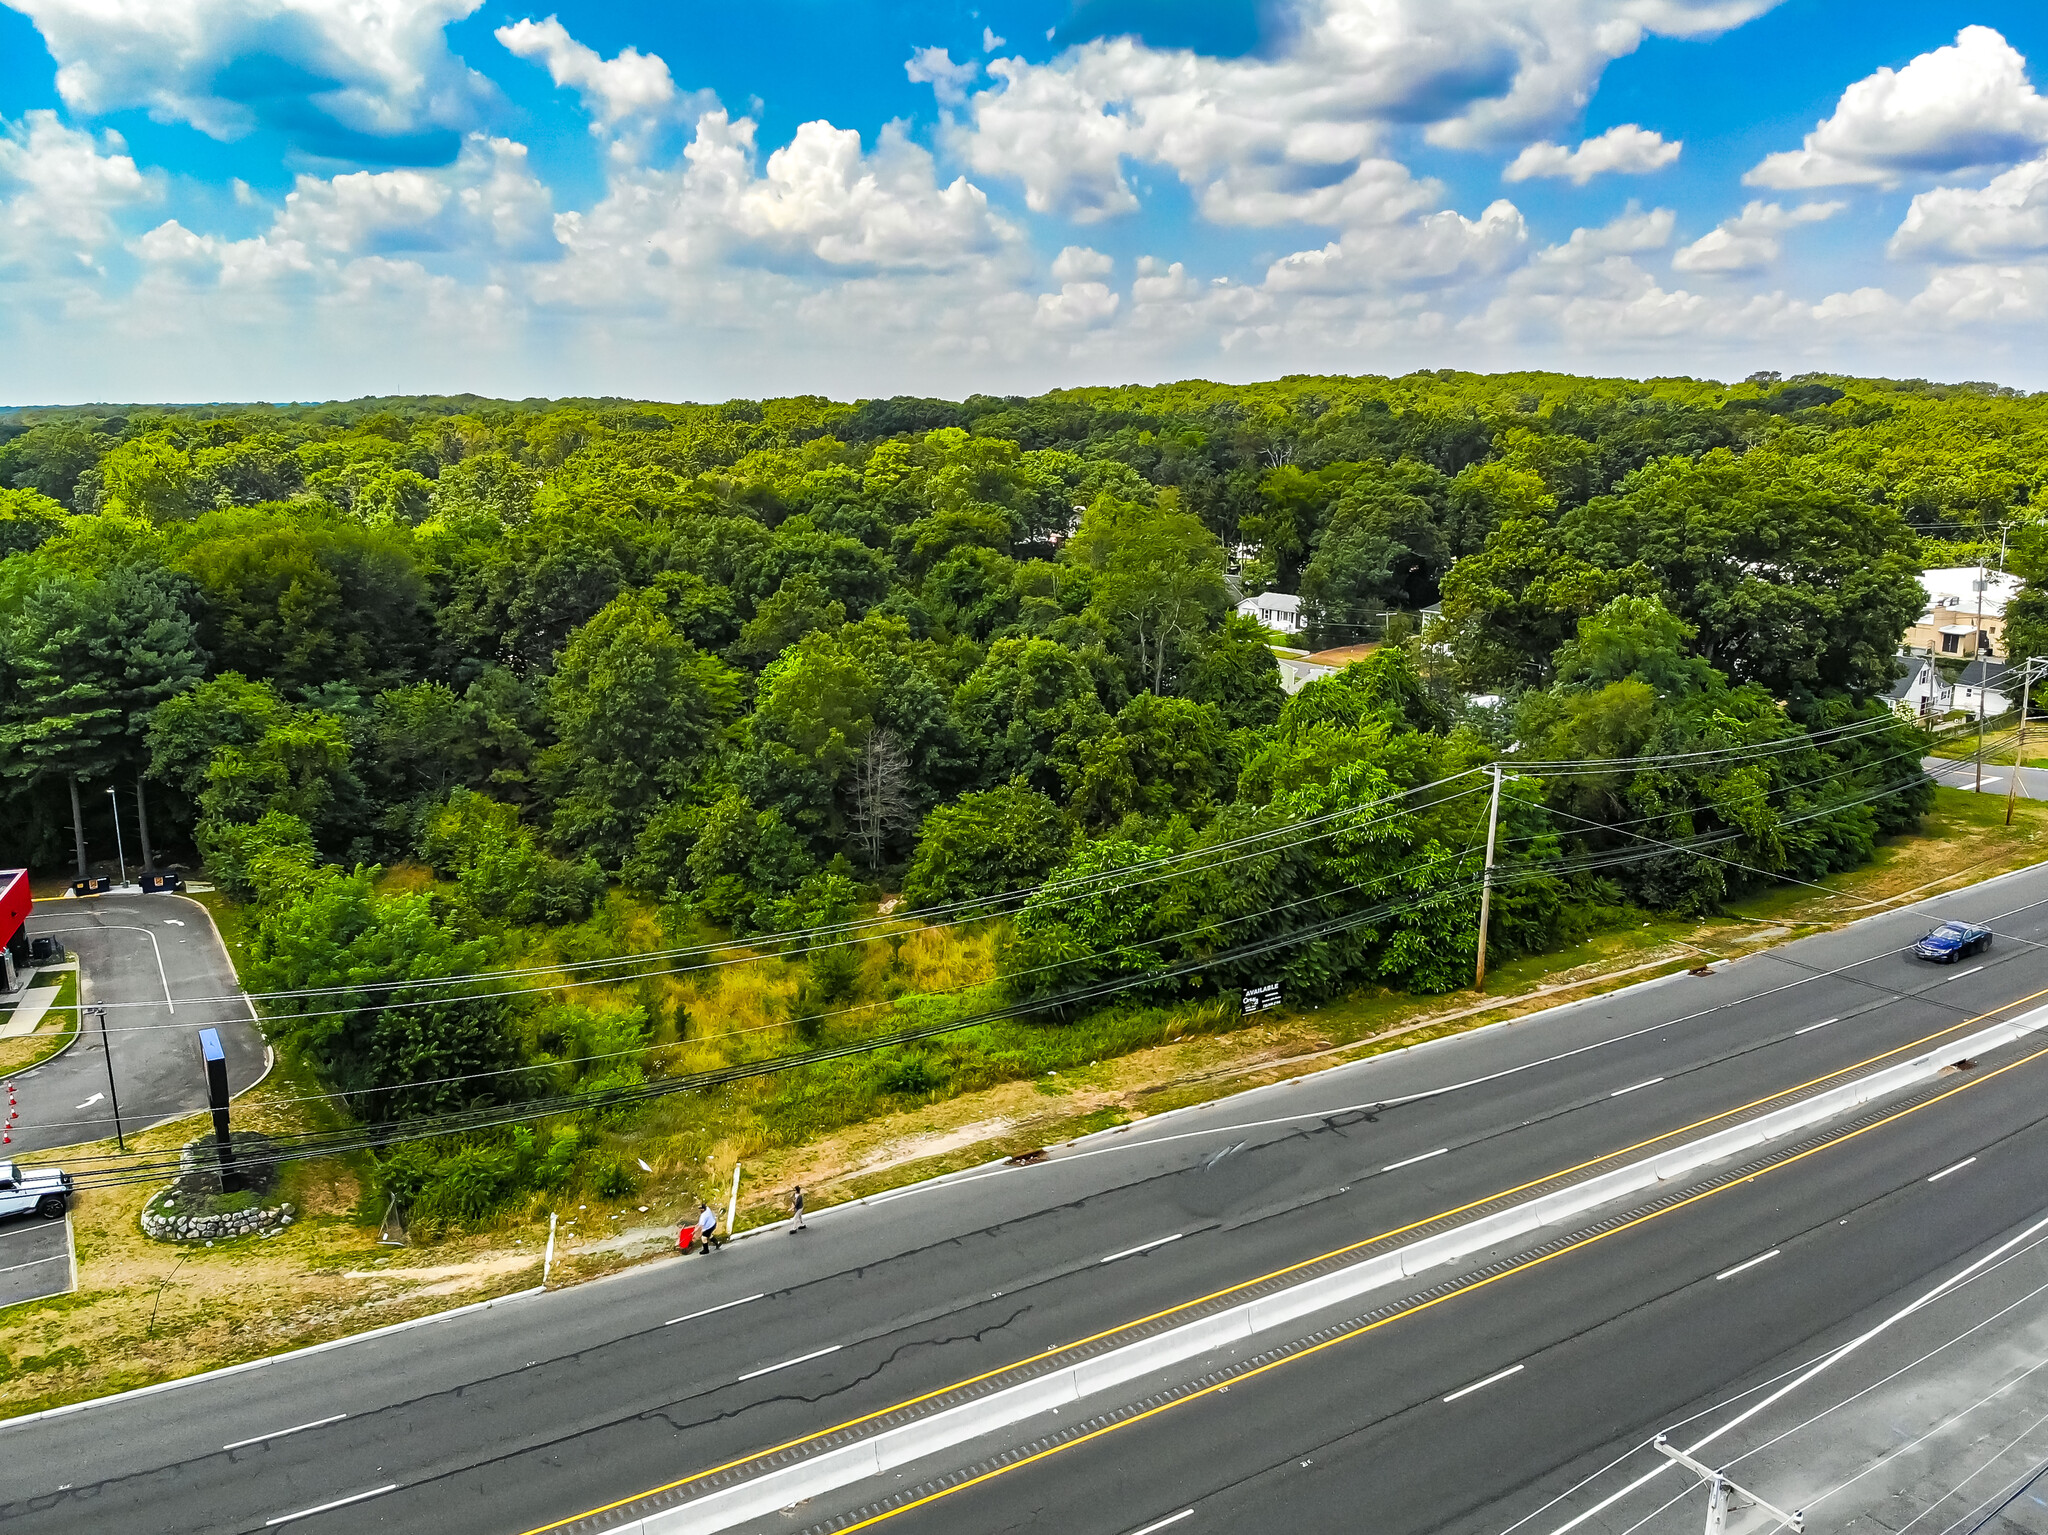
[1474,765,1504,992]
[1975,566,1989,792]
[2008,659,2039,826]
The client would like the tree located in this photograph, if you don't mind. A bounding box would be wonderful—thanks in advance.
[1066,495,1229,694]
[952,636,1114,796]
[1180,614,1286,730]
[901,783,1071,908]
[849,728,915,869]
[542,588,742,866]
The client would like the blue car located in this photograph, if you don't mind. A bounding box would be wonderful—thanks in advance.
[1914,921,1992,962]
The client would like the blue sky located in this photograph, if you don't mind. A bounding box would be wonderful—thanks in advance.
[3,0,2048,402]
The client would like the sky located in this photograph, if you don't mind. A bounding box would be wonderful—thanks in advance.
[4,0,2048,403]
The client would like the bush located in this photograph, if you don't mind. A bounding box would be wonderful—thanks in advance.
[589,1153,638,1199]
[196,810,320,901]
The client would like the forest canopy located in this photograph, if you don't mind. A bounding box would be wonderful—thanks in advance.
[1,368,2007,1192]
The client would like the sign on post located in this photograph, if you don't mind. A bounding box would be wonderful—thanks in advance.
[1242,982,1283,1015]
[199,1027,242,1192]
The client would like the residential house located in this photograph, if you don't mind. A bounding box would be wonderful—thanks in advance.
[1238,590,1304,635]
[1885,654,2014,721]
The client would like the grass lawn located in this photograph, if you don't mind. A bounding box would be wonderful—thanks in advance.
[0,971,80,1079]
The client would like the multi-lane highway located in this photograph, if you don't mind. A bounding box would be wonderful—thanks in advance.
[11,864,2048,1534]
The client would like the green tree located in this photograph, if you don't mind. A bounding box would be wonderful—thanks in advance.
[952,636,1114,796]
[902,783,1072,908]
[542,589,742,866]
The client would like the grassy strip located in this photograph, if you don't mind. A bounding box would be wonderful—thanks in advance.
[0,972,81,1079]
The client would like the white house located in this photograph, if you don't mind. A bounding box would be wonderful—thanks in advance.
[1238,591,1304,635]
[1887,655,2013,720]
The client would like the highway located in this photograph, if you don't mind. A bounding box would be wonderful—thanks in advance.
[10,864,2048,1534]
[12,893,267,1156]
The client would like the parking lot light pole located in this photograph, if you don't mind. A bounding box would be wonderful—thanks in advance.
[105,788,128,887]
[90,1006,126,1152]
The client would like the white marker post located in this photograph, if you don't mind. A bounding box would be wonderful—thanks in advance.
[726,1163,742,1241]
[542,1212,557,1286]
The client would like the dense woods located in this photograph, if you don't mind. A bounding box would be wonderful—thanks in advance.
[3,368,2016,1218]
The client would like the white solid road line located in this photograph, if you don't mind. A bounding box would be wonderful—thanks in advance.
[1795,1017,1841,1035]
[738,1344,842,1382]
[665,1293,767,1327]
[224,1413,347,1452]
[1444,1364,1525,1403]
[1126,1511,1195,1535]
[1928,1157,1979,1183]
[1100,1233,1185,1265]
[264,1484,398,1526]
[1382,1148,1449,1173]
[0,1255,67,1276]
[1946,966,1984,981]
[1715,1249,1781,1281]
[1610,1077,1665,1097]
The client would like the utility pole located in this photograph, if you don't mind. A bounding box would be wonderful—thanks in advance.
[726,1162,743,1241]
[1474,764,1504,992]
[90,1006,126,1152]
[1975,565,1989,793]
[2009,658,2042,827]
[106,788,128,887]
[1654,1437,1802,1535]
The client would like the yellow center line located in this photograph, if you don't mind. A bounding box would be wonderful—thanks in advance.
[823,1036,2048,1533]
[518,980,2048,1535]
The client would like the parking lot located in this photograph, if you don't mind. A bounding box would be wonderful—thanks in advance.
[0,1211,74,1309]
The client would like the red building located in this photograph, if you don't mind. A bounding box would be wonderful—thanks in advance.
[0,869,29,993]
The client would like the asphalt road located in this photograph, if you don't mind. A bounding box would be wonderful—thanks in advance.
[12,894,268,1156]
[9,866,2048,1535]
[1922,752,2048,800]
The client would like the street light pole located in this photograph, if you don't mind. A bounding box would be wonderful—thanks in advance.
[105,788,128,887]
[1975,565,1989,793]
[1653,1437,1802,1535]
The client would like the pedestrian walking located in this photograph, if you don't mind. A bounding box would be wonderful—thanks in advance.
[695,1200,721,1253]
[790,1185,806,1232]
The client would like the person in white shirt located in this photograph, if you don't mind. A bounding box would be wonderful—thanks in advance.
[694,1200,721,1253]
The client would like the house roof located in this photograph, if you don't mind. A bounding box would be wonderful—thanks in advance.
[1921,566,2023,620]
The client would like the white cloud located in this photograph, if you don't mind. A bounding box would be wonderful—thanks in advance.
[1748,26,2048,189]
[983,27,1005,53]
[497,16,678,127]
[1264,200,1528,294]
[541,110,1020,307]
[1504,124,1681,185]
[1534,204,1676,264]
[1889,154,2048,261]
[1035,280,1119,330]
[905,46,979,108]
[936,1,1778,226]
[1051,245,1112,281]
[1672,199,1842,274]
[6,0,493,158]
[0,110,157,274]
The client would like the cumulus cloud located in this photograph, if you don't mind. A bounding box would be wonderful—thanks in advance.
[497,16,679,127]
[1264,200,1528,294]
[540,110,1020,308]
[6,0,494,161]
[1051,245,1112,281]
[1748,26,2048,189]
[905,47,979,107]
[1035,280,1119,330]
[1889,155,2048,261]
[1504,125,1681,184]
[0,110,156,265]
[1672,198,1842,273]
[933,0,1776,225]
[1533,204,1676,264]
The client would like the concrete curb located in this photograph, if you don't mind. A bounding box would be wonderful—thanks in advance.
[626,999,2048,1535]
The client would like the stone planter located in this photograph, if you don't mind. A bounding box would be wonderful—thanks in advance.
[140,1134,294,1243]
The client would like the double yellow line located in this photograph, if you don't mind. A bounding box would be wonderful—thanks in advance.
[522,982,2048,1535]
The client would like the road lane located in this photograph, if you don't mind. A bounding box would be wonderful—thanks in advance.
[9,864,2048,1532]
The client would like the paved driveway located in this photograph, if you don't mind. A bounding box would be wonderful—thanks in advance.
[0,1213,72,1308]
[11,894,267,1156]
